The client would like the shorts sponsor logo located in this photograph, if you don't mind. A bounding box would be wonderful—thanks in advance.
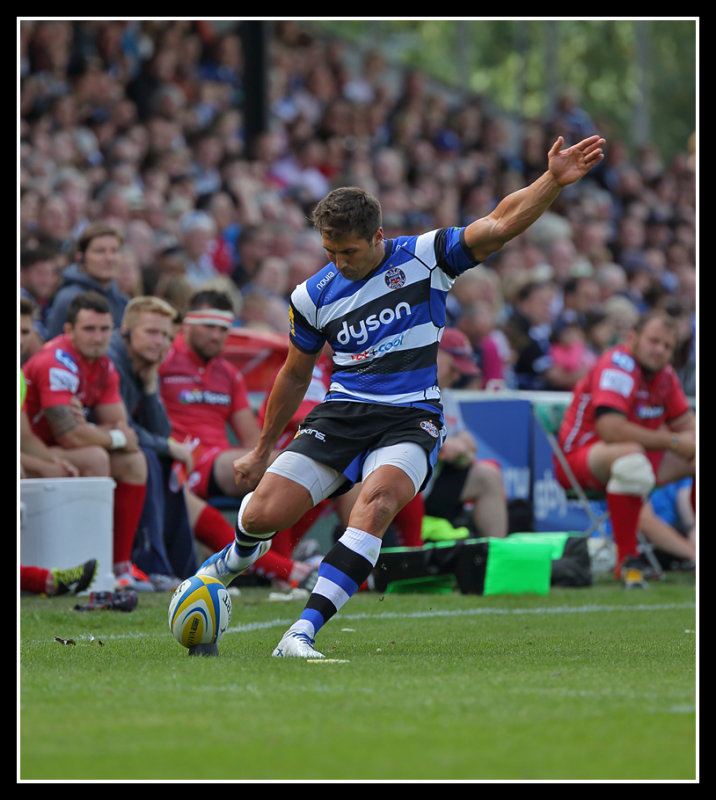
[420,420,440,438]
[336,301,411,345]
[384,267,406,289]
[297,427,326,442]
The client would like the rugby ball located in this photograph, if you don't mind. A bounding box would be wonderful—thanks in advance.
[168,575,231,649]
[587,537,616,575]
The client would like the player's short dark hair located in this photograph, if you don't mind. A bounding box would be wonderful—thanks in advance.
[20,243,59,269]
[188,288,234,312]
[311,186,382,241]
[66,291,111,324]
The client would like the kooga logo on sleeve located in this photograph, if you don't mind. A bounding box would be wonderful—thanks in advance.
[336,301,412,345]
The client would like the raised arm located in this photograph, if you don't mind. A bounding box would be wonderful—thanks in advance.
[464,135,605,262]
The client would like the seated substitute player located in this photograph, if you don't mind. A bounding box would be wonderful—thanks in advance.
[195,134,606,657]
[21,297,81,479]
[158,290,323,588]
[554,309,695,588]
[22,291,150,592]
[158,288,268,501]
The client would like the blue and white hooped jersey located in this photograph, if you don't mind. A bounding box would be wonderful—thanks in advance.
[288,227,479,411]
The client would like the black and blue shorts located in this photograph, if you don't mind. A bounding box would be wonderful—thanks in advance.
[283,400,445,494]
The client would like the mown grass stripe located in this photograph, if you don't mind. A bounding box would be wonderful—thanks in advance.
[58,601,693,642]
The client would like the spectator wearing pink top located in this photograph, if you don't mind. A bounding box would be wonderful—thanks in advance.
[455,300,507,389]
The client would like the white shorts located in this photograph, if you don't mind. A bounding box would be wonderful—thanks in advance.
[266,442,428,505]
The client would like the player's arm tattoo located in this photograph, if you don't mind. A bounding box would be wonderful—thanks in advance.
[44,405,82,439]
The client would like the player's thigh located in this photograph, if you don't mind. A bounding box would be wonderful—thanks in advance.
[584,440,644,486]
[56,445,109,476]
[211,448,248,495]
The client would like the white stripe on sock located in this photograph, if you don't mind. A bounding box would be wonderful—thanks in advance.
[312,575,352,609]
[339,527,382,567]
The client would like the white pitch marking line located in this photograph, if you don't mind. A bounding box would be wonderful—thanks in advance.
[70,602,694,642]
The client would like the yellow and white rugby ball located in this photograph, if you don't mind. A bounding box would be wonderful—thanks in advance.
[168,575,231,648]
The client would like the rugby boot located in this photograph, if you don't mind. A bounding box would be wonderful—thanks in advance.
[196,539,272,587]
[272,629,325,659]
[620,555,649,589]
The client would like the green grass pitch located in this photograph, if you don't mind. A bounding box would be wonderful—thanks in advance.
[19,573,697,782]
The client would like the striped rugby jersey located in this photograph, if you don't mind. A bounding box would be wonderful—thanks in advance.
[288,226,479,411]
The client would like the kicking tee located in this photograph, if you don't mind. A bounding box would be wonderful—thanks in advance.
[288,227,479,411]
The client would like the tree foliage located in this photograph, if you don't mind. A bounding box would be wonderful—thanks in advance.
[312,19,696,161]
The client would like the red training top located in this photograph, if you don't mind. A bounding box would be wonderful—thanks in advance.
[158,332,251,450]
[22,333,122,446]
[558,342,690,455]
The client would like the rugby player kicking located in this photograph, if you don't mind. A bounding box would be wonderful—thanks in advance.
[196,134,607,657]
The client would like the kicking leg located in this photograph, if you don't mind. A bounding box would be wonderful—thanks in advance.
[196,473,313,585]
[197,450,344,586]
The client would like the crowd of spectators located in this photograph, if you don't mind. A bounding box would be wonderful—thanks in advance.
[20,19,696,394]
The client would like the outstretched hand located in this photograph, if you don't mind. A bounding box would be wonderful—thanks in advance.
[548,135,606,187]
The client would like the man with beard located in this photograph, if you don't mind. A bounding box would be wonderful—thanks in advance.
[555,310,695,587]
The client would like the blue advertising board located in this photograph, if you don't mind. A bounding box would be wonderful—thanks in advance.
[455,391,601,533]
[456,395,532,503]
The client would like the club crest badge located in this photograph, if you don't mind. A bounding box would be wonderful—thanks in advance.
[420,420,440,438]
[385,267,406,290]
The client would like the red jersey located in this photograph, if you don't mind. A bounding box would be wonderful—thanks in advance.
[558,343,690,454]
[22,333,122,446]
[257,354,332,450]
[158,332,251,450]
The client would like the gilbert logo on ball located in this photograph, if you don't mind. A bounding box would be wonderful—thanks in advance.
[168,575,231,648]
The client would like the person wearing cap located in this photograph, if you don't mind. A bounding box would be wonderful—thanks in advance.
[421,328,508,539]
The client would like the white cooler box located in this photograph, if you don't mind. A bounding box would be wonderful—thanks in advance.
[20,477,116,592]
